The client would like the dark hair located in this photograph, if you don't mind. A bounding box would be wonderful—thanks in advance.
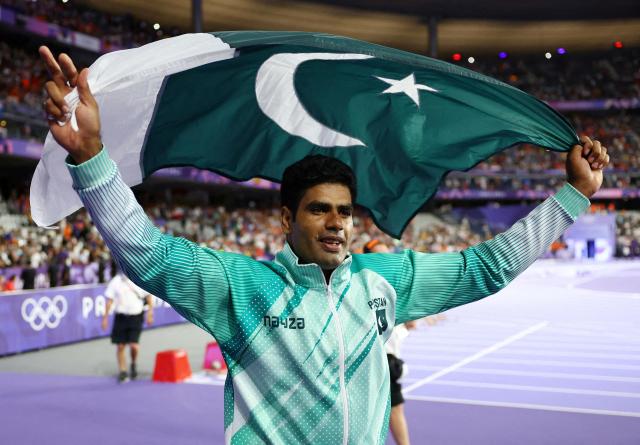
[281,155,357,218]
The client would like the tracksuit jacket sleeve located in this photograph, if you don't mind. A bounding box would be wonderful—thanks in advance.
[393,183,590,323]
[66,148,259,342]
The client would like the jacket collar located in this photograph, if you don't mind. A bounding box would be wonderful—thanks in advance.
[276,243,352,290]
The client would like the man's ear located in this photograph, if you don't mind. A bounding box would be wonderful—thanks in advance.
[281,206,293,235]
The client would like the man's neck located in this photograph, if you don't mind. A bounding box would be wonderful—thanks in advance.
[285,241,337,284]
[322,268,334,285]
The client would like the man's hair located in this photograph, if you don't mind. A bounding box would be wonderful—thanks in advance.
[280,155,357,218]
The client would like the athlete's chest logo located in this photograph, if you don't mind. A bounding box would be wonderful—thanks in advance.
[376,309,388,335]
[367,297,387,310]
[263,316,306,330]
[368,296,389,335]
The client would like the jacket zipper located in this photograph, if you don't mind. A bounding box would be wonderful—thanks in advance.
[327,278,349,445]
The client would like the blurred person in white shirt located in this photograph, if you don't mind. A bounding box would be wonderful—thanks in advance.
[102,269,154,383]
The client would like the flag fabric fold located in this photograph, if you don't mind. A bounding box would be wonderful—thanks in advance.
[31,31,578,237]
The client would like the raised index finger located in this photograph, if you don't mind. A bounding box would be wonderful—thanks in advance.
[39,46,67,88]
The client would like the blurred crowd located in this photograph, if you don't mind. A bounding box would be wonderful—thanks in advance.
[2,186,639,291]
[470,50,640,102]
[0,40,48,139]
[447,112,640,190]
[474,113,640,173]
[616,211,640,257]
[0,190,112,290]
[1,0,181,48]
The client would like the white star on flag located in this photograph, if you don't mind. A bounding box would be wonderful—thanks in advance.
[375,73,438,107]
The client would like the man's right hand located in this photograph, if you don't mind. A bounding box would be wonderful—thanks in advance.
[39,46,102,164]
[101,317,108,331]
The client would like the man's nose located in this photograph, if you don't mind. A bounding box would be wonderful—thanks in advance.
[325,210,343,231]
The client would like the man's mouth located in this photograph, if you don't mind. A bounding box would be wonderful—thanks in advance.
[318,236,344,253]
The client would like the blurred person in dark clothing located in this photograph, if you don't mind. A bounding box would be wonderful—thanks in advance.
[20,258,36,290]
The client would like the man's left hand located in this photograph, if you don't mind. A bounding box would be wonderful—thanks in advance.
[567,135,610,198]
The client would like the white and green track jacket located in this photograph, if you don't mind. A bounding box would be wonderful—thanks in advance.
[68,149,589,444]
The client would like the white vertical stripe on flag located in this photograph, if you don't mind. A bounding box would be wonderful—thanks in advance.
[31,33,236,227]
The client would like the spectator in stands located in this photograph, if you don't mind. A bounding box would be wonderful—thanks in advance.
[19,257,36,290]
[2,0,181,48]
[47,251,61,288]
[616,211,640,258]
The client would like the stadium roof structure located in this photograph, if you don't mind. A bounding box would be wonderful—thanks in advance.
[307,0,640,21]
[78,0,640,55]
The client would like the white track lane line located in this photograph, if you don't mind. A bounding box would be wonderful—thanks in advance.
[540,329,640,340]
[402,354,473,361]
[495,342,640,352]
[413,332,640,343]
[474,358,640,370]
[404,395,640,418]
[429,380,640,398]
[403,343,640,353]
[403,321,549,394]
[406,366,640,383]
[510,337,640,347]
[465,349,640,360]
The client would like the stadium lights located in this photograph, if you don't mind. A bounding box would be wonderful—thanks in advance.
[153,23,161,31]
[545,52,552,59]
[614,41,624,49]
[498,52,508,59]
[61,0,69,3]
[557,48,566,55]
[0,120,6,127]
[467,57,475,64]
[452,53,462,61]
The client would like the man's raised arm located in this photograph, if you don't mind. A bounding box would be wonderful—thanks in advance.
[39,46,238,339]
[393,137,609,323]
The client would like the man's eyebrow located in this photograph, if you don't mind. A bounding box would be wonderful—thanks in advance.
[305,201,331,209]
[304,201,353,212]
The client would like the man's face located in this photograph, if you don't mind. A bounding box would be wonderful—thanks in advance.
[282,183,353,271]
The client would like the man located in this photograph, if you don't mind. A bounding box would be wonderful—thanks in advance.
[364,239,414,445]
[19,257,37,290]
[40,46,609,444]
[102,269,154,382]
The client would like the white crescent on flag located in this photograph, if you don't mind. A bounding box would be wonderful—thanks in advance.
[255,52,372,147]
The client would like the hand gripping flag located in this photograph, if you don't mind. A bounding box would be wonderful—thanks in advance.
[31,31,578,237]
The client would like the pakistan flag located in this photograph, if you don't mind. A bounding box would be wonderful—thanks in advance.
[31,31,578,237]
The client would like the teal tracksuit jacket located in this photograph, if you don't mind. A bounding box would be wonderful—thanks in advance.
[68,148,589,444]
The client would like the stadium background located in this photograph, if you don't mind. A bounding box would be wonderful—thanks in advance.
[0,0,639,444]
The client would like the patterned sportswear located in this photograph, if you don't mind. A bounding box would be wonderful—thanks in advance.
[67,148,589,444]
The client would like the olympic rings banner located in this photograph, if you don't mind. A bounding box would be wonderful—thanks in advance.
[0,285,186,356]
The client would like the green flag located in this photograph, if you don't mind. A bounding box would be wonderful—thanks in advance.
[32,31,578,236]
